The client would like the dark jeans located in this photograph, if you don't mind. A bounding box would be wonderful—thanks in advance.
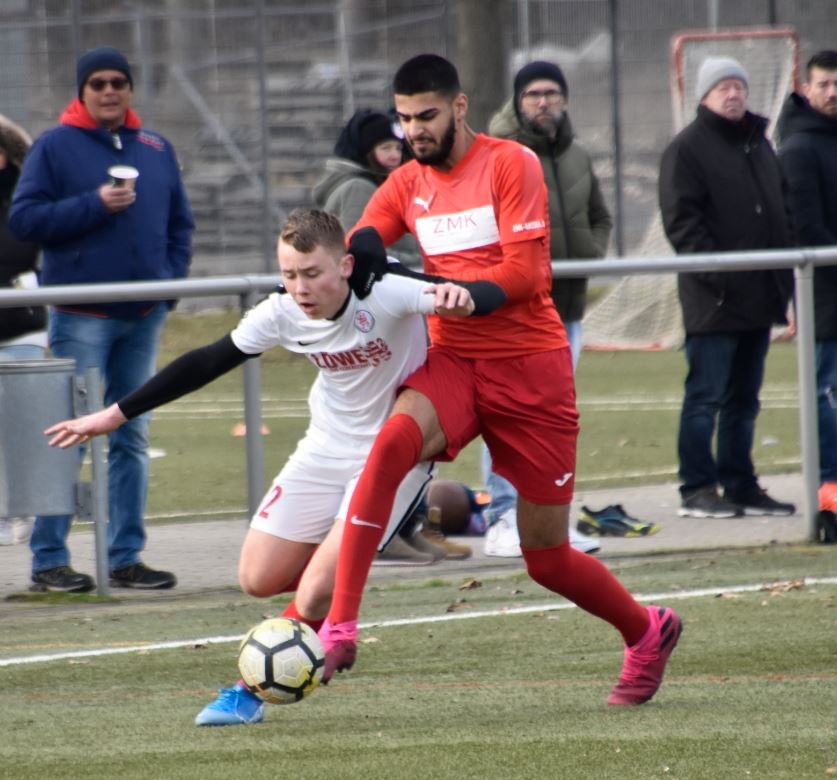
[817,341,837,483]
[30,304,168,574]
[678,330,770,498]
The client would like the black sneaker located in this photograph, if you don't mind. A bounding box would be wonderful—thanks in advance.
[724,487,795,517]
[31,566,95,593]
[109,562,177,589]
[678,486,743,518]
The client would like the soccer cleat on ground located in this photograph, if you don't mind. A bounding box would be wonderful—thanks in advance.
[195,682,264,726]
[608,605,683,706]
[319,618,358,684]
[109,562,177,589]
[322,640,357,684]
[724,486,795,517]
[578,504,661,537]
[30,566,95,593]
[678,486,742,518]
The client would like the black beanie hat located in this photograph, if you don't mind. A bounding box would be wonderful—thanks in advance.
[359,113,399,156]
[76,46,133,98]
[334,109,401,166]
[513,60,568,105]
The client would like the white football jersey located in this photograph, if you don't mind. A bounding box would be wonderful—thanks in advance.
[231,274,434,453]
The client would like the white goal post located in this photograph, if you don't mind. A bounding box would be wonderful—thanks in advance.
[582,27,801,351]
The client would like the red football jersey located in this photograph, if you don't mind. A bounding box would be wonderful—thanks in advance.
[353,134,567,359]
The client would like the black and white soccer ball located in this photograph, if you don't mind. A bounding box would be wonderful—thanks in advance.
[238,617,325,704]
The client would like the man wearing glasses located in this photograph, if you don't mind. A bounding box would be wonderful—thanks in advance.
[480,60,614,557]
[10,46,194,593]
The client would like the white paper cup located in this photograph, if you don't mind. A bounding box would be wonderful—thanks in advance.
[108,165,139,190]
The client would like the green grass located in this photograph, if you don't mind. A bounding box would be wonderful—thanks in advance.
[141,311,803,519]
[4,312,822,779]
[2,546,836,779]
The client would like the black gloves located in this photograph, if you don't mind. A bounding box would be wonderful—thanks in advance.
[347,227,389,299]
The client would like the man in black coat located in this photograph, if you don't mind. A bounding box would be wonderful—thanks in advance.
[777,49,837,513]
[659,56,795,519]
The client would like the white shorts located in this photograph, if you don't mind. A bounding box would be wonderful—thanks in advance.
[250,436,436,550]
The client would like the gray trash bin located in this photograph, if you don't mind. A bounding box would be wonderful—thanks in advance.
[0,359,79,517]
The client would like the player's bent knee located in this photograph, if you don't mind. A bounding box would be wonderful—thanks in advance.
[238,572,293,599]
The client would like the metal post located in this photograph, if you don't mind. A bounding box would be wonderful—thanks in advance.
[241,290,265,518]
[254,0,276,274]
[517,0,531,60]
[608,0,625,255]
[793,257,820,541]
[336,1,355,119]
[79,368,110,596]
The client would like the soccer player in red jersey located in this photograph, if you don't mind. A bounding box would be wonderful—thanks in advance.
[321,54,682,706]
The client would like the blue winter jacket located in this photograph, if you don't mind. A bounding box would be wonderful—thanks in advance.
[9,99,194,318]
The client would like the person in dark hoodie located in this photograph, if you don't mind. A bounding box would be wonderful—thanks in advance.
[659,56,795,520]
[313,108,421,269]
[0,114,45,546]
[776,49,837,515]
[9,45,194,592]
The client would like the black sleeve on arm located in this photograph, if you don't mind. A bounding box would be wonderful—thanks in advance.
[118,334,256,419]
[458,279,507,316]
[387,261,506,316]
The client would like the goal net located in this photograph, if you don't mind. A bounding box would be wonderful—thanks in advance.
[582,27,800,351]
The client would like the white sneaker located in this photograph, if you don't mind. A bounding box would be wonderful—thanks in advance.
[483,510,521,557]
[0,519,12,546]
[569,524,601,554]
[12,518,32,545]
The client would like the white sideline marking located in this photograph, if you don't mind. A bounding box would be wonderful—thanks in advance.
[2,577,835,668]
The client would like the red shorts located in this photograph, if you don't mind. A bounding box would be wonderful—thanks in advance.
[402,346,579,504]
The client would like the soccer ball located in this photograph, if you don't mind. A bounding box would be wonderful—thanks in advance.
[238,617,325,705]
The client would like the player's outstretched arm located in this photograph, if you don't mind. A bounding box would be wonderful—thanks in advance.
[349,226,507,314]
[426,281,509,317]
[46,405,128,448]
[45,334,255,448]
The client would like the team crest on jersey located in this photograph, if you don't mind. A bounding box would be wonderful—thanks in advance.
[354,309,375,333]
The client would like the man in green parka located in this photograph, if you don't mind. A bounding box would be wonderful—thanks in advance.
[482,60,613,558]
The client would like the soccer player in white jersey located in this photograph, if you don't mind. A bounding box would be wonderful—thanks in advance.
[45,208,504,726]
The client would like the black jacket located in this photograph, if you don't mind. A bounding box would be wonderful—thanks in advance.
[659,106,793,334]
[776,92,837,341]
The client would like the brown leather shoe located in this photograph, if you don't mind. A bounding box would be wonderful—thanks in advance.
[421,506,473,560]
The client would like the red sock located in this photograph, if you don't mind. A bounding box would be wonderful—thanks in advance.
[329,414,423,624]
[522,542,650,645]
[282,600,324,633]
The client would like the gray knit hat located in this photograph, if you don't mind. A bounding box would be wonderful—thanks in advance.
[695,56,748,102]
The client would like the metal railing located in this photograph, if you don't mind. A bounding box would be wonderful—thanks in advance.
[2,246,835,545]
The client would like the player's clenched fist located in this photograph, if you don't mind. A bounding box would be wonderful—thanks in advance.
[426,282,475,317]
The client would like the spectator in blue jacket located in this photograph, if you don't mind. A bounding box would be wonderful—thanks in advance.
[9,45,194,592]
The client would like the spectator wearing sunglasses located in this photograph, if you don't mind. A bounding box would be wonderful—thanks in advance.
[9,45,194,594]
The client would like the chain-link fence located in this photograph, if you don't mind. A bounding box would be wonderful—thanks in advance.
[1,0,834,301]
